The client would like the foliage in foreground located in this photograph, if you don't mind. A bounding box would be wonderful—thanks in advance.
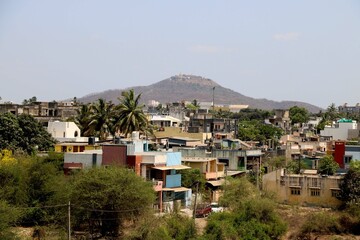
[70,167,156,237]
[126,213,197,240]
[203,178,287,240]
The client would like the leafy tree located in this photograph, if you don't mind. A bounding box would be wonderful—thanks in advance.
[70,167,155,237]
[127,213,196,240]
[0,113,55,154]
[0,200,22,240]
[237,120,283,146]
[204,177,287,240]
[17,114,55,154]
[286,159,308,174]
[338,168,360,204]
[233,108,273,121]
[0,113,23,151]
[289,106,309,126]
[318,155,339,175]
[180,168,207,198]
[116,89,149,137]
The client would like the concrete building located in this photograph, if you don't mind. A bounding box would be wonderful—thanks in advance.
[263,169,343,208]
[320,119,358,141]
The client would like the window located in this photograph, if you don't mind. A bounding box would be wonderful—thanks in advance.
[290,188,301,195]
[310,189,320,196]
[344,155,352,164]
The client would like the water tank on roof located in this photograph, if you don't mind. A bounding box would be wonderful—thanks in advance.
[88,137,95,145]
[131,131,140,140]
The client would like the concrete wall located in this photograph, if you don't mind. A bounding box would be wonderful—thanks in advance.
[102,145,127,166]
[166,152,182,166]
[263,169,342,208]
[64,151,102,168]
[48,121,80,138]
[166,174,181,188]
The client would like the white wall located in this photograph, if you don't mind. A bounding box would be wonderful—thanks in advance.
[64,150,102,168]
[48,121,81,139]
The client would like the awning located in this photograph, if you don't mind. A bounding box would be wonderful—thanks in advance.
[152,165,191,171]
[226,170,246,177]
[162,187,190,192]
[207,179,225,187]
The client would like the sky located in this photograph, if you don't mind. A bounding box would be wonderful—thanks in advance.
[0,1,359,108]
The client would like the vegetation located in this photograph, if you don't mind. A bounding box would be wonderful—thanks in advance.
[204,178,287,240]
[237,120,283,146]
[126,213,197,240]
[318,155,339,175]
[70,167,155,237]
[289,106,310,126]
[72,89,151,140]
[338,164,360,204]
[0,113,55,154]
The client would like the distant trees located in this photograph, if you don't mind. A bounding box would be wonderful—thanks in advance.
[0,113,55,154]
[289,106,309,126]
[237,120,283,146]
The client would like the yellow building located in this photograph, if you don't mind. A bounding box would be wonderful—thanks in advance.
[263,169,343,208]
[54,142,101,153]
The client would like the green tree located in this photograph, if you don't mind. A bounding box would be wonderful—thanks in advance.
[89,98,114,140]
[338,167,360,204]
[0,113,55,154]
[17,114,55,154]
[70,167,155,237]
[289,106,309,126]
[74,103,94,137]
[116,89,149,137]
[204,178,287,240]
[318,155,339,175]
[0,200,22,240]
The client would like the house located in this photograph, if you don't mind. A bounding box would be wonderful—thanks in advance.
[266,109,291,133]
[63,149,103,173]
[320,118,359,141]
[333,141,360,169]
[262,169,343,207]
[0,101,78,125]
[47,121,81,141]
[182,157,226,202]
[178,148,261,172]
[149,115,182,128]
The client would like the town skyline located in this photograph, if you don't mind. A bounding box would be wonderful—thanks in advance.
[1,1,359,108]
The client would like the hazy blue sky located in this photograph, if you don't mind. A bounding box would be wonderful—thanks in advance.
[0,1,359,108]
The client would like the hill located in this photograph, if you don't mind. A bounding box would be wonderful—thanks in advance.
[79,74,322,113]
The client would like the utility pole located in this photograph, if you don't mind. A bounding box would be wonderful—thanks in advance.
[68,201,71,240]
[192,181,199,219]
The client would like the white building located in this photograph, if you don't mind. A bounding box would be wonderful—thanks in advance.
[320,119,358,140]
[47,121,89,142]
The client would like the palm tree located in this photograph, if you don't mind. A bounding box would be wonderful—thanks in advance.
[74,103,93,137]
[89,99,114,140]
[115,89,149,137]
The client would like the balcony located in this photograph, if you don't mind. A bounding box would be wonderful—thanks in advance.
[152,180,163,191]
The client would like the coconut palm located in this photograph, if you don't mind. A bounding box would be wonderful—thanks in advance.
[89,99,114,140]
[74,103,93,137]
[115,89,149,137]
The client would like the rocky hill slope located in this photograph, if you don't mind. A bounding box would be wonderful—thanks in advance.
[79,74,322,113]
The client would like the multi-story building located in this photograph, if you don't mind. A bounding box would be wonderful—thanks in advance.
[263,169,343,207]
